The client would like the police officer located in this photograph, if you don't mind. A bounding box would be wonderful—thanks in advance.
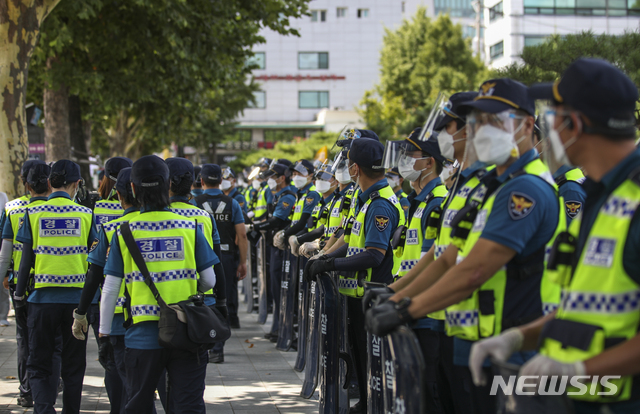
[72,168,139,414]
[470,58,640,414]
[98,155,218,414]
[242,167,257,205]
[14,160,98,414]
[282,160,320,252]
[386,167,410,221]
[195,164,248,360]
[94,157,133,230]
[0,161,57,408]
[251,163,296,342]
[367,79,560,412]
[221,167,248,215]
[249,158,273,221]
[307,137,403,413]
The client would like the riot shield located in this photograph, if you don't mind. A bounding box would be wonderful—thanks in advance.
[364,283,386,413]
[294,256,310,371]
[316,272,342,413]
[300,279,319,398]
[383,325,426,414]
[338,292,350,414]
[491,359,574,414]
[276,249,298,351]
[244,240,258,313]
[257,232,269,324]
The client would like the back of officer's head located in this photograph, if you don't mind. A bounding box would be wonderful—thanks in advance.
[166,158,195,197]
[201,164,222,187]
[193,166,202,189]
[115,167,138,208]
[27,162,51,195]
[49,159,82,190]
[131,155,170,210]
[21,160,44,185]
[100,157,133,200]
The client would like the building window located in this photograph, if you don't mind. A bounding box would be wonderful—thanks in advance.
[337,7,347,17]
[299,91,329,109]
[246,52,265,70]
[298,52,329,70]
[311,10,327,22]
[357,8,369,18]
[434,0,476,17]
[524,0,640,14]
[249,91,266,109]
[524,35,548,47]
[489,1,504,21]
[462,26,485,38]
[490,41,504,61]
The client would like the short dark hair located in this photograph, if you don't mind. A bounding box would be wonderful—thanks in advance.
[118,188,138,208]
[30,181,48,195]
[422,153,443,175]
[358,164,385,180]
[134,181,170,210]
[170,173,193,197]
[202,176,221,187]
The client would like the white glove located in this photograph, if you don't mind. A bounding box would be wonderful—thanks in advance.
[247,211,255,219]
[300,241,320,258]
[469,328,524,386]
[520,354,585,379]
[245,224,253,233]
[273,230,285,250]
[72,309,89,341]
[310,249,326,261]
[289,236,300,256]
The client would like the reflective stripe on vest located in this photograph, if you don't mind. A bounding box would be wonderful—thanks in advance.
[339,186,403,298]
[118,211,199,324]
[539,176,640,403]
[5,196,29,215]
[254,186,269,219]
[94,199,124,230]
[8,200,47,281]
[28,198,93,289]
[291,185,317,224]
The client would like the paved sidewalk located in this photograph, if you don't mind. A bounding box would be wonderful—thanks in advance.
[0,306,319,413]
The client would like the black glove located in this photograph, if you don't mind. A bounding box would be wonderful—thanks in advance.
[365,298,415,337]
[14,303,27,328]
[216,305,229,320]
[306,257,335,282]
[362,286,395,313]
[304,255,327,282]
[13,295,27,310]
[98,336,114,371]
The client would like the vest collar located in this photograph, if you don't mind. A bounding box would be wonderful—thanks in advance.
[48,191,71,200]
[359,178,389,204]
[495,149,538,184]
[415,177,443,202]
[203,188,223,196]
[29,196,48,202]
[123,207,139,215]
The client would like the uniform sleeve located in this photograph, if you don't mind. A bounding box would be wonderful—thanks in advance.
[273,194,295,220]
[231,200,244,225]
[559,181,586,226]
[421,196,444,252]
[623,211,640,285]
[210,216,221,245]
[481,176,559,255]
[15,213,32,245]
[400,197,411,222]
[87,227,111,267]
[302,191,321,215]
[195,225,219,272]
[2,215,14,240]
[103,237,125,279]
[363,200,400,251]
[265,189,274,205]
[235,194,248,214]
[0,211,6,237]
[87,216,99,246]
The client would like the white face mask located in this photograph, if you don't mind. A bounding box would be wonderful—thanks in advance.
[335,167,352,184]
[472,124,518,165]
[292,176,308,189]
[220,180,232,191]
[315,179,333,194]
[386,176,400,188]
[267,178,277,189]
[548,119,577,167]
[398,156,423,182]
[252,179,261,190]
[438,129,464,160]
[440,164,456,183]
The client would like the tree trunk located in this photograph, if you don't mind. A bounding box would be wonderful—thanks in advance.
[69,94,92,188]
[0,0,62,198]
[44,56,70,162]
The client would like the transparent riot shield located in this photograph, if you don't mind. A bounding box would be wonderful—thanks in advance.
[295,256,310,371]
[276,248,298,351]
[257,232,268,324]
[300,279,319,398]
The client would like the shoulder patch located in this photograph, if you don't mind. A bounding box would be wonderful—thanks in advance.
[282,202,290,208]
[374,215,390,232]
[402,205,409,211]
[508,192,536,220]
[89,238,100,253]
[18,217,24,229]
[565,200,582,219]
[306,197,314,205]
[239,202,244,207]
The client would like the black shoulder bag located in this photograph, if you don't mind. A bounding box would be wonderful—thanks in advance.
[120,222,230,352]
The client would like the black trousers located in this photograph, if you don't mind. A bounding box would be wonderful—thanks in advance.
[111,335,128,414]
[212,252,239,353]
[124,348,207,414]
[452,364,496,414]
[27,303,87,414]
[269,248,283,334]
[346,296,368,406]
[11,288,31,396]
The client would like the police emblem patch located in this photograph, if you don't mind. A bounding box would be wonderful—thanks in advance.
[402,205,409,211]
[305,197,314,205]
[282,202,290,208]
[565,200,582,219]
[18,217,24,229]
[374,215,390,232]
[508,192,536,220]
[89,238,100,253]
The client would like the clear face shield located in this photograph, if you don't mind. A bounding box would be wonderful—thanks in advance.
[314,161,336,194]
[466,109,526,166]
[247,166,261,181]
[331,126,362,153]
[291,160,310,177]
[418,92,449,142]
[331,150,352,184]
[383,140,431,182]
[537,106,576,173]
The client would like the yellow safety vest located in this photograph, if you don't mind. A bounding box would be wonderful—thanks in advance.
[254,185,269,220]
[7,198,47,283]
[94,199,124,231]
[291,184,317,224]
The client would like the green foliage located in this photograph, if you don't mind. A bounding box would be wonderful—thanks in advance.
[493,31,640,87]
[232,131,337,170]
[27,0,310,158]
[359,8,489,141]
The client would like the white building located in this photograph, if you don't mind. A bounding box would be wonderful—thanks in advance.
[484,0,640,68]
[234,0,477,146]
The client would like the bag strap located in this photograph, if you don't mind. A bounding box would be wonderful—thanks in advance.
[120,222,168,308]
